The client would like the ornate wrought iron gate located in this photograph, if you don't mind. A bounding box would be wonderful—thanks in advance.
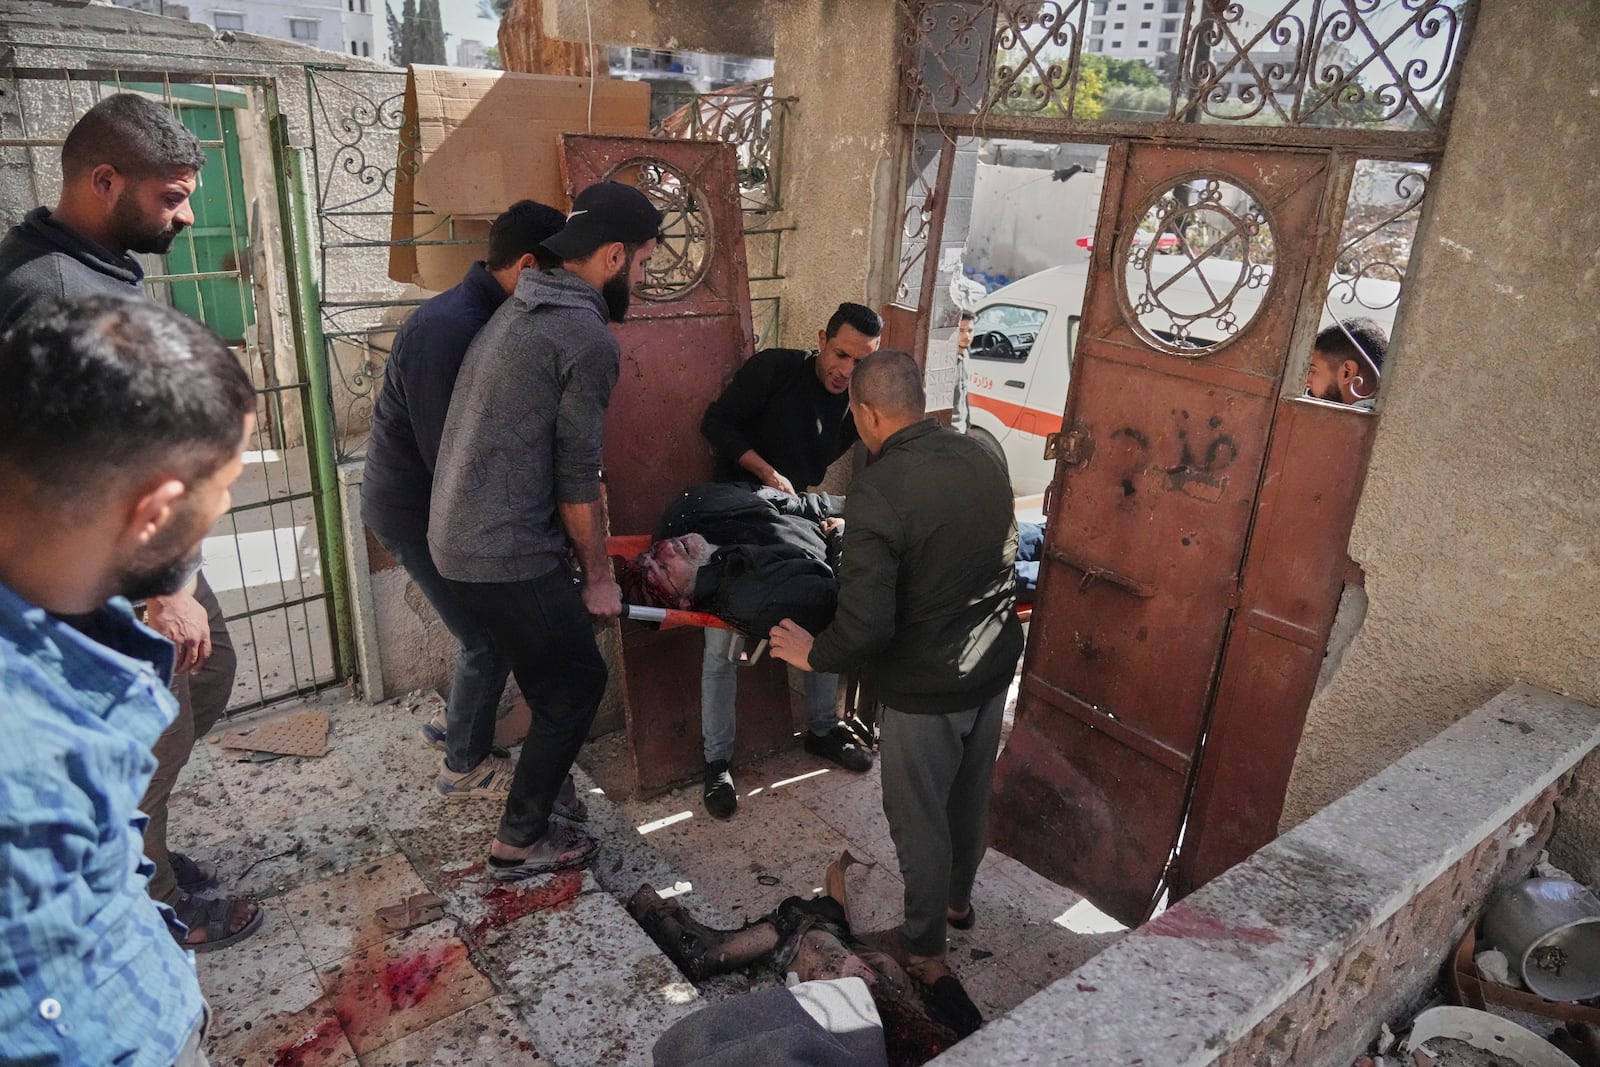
[891,0,1476,921]
[0,68,346,713]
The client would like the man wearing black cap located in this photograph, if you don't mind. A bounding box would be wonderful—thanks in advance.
[362,199,566,794]
[429,181,662,879]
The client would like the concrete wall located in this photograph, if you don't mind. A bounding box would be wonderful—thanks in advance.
[965,158,1101,283]
[765,0,903,345]
[1282,0,1600,885]
[935,687,1600,1067]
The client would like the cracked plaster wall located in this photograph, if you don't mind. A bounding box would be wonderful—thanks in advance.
[1282,0,1600,884]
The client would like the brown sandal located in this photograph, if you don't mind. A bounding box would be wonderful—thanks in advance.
[172,892,264,953]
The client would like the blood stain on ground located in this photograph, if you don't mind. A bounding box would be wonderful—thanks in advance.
[471,868,585,939]
[270,1015,342,1067]
[380,940,466,1010]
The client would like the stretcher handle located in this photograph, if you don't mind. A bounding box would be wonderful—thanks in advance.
[621,604,735,631]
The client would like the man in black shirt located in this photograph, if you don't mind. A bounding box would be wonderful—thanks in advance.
[362,200,565,794]
[695,303,881,819]
[0,94,260,951]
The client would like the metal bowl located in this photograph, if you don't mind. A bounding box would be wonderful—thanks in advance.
[1481,877,1600,1002]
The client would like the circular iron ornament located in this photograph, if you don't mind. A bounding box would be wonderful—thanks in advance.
[1117,176,1277,357]
[602,157,713,302]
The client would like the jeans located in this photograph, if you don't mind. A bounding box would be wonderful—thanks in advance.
[701,627,839,764]
[878,691,1006,957]
[445,566,607,848]
[142,571,236,904]
[374,531,510,772]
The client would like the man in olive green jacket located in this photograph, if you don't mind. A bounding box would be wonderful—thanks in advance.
[769,349,1023,1017]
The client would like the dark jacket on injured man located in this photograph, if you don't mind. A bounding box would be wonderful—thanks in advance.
[653,483,843,635]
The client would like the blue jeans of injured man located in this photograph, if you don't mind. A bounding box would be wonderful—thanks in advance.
[373,530,510,773]
[701,626,839,764]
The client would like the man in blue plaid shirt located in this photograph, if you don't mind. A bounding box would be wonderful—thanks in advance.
[0,296,254,1065]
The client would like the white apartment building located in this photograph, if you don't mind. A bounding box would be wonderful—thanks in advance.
[456,38,488,69]
[111,0,364,58]
[339,0,389,63]
[1086,0,1187,69]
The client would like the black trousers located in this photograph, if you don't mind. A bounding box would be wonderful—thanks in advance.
[446,565,607,847]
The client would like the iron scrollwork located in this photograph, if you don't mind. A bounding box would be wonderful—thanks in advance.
[1121,177,1277,354]
[897,0,1472,139]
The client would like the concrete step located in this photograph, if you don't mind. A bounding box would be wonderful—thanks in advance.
[412,764,709,1067]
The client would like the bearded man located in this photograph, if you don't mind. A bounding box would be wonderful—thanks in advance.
[428,181,662,880]
[0,93,258,951]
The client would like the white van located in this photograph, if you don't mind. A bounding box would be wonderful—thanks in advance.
[963,257,1400,495]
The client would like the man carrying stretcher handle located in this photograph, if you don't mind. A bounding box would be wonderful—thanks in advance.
[697,303,882,819]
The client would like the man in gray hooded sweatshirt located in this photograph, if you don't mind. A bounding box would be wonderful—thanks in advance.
[429,181,661,879]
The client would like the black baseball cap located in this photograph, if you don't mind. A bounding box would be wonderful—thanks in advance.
[541,181,665,261]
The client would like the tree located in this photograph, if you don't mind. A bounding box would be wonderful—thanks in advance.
[386,1,404,63]
[391,0,447,66]
[398,0,420,64]
[1085,54,1161,90]
[417,0,447,64]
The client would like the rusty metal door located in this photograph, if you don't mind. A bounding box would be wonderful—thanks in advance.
[559,135,753,535]
[559,135,794,794]
[990,141,1333,924]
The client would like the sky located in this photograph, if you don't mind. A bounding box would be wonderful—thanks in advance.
[436,0,501,50]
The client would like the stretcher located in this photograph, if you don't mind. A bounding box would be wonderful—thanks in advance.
[606,535,1035,743]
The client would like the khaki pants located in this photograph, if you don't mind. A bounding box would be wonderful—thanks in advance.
[142,571,236,904]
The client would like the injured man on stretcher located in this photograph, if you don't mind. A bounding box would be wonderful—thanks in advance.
[619,483,843,635]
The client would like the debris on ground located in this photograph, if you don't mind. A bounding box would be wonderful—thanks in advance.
[218,710,331,758]
[377,892,448,931]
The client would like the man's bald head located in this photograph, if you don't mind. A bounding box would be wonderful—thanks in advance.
[850,349,925,420]
[849,350,926,453]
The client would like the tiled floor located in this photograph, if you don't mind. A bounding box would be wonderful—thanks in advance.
[172,685,1123,1065]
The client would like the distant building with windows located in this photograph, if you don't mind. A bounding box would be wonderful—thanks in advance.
[109,0,374,60]
[456,38,489,69]
[1082,0,1354,111]
[1085,0,1186,71]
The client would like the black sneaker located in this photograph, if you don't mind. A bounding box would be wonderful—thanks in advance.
[805,723,874,772]
[703,760,737,820]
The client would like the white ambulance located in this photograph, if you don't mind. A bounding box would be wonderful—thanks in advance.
[963,257,1400,495]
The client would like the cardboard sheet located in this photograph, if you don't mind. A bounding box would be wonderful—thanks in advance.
[218,710,332,758]
[389,65,651,289]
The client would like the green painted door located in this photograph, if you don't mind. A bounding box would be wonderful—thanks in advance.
[166,104,255,343]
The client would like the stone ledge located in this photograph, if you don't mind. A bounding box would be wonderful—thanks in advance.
[929,684,1600,1067]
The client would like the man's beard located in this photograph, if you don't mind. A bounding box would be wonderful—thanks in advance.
[117,547,204,603]
[602,266,633,322]
[1313,381,1344,403]
[110,191,185,255]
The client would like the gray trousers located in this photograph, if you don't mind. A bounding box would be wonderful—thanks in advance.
[878,691,1007,957]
